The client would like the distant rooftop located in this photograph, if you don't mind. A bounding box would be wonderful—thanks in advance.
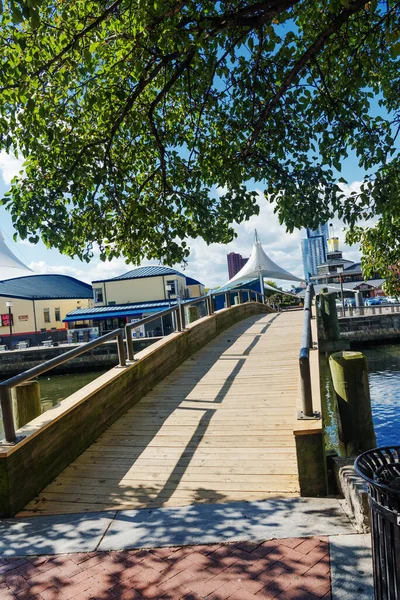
[343,262,362,273]
[0,274,93,300]
[93,265,203,286]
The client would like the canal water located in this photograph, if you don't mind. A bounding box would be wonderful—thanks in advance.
[323,343,400,454]
[0,369,107,437]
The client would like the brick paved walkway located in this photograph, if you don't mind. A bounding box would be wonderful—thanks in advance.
[0,537,331,600]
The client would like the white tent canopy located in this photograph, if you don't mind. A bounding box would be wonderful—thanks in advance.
[227,231,303,287]
[0,230,33,281]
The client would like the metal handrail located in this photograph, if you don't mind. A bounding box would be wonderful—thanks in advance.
[0,287,265,443]
[0,328,126,444]
[298,284,317,419]
[125,288,264,361]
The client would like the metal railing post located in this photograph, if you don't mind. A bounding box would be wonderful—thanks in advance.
[0,386,17,443]
[226,292,231,308]
[238,290,243,305]
[211,295,215,314]
[117,332,126,367]
[125,326,134,361]
[180,303,186,329]
[175,307,182,331]
[299,354,313,417]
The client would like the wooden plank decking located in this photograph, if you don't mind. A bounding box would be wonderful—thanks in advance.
[20,310,304,516]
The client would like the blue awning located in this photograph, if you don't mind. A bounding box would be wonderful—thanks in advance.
[63,306,165,322]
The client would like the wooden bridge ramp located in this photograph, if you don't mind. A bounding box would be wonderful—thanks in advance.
[21,311,304,516]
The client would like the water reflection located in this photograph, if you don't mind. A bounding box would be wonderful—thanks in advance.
[0,369,107,436]
[364,346,400,447]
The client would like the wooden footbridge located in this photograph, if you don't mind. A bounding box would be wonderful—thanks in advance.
[0,291,324,518]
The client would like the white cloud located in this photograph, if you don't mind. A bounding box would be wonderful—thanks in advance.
[173,189,361,289]
[0,152,24,185]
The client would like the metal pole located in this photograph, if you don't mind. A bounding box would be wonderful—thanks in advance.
[340,274,345,316]
[8,306,13,350]
[259,271,264,303]
[32,299,39,347]
[175,306,182,331]
[125,326,134,361]
[117,332,126,366]
[299,356,313,417]
[0,386,17,443]
[180,302,186,329]
[238,290,243,305]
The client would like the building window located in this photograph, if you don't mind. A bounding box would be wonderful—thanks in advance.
[55,308,61,322]
[166,280,177,295]
[43,308,50,323]
[94,288,103,303]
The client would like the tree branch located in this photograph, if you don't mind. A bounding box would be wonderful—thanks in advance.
[243,0,368,155]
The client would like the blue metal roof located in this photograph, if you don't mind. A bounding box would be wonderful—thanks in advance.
[185,276,203,286]
[64,299,176,322]
[93,265,204,286]
[0,274,93,300]
[64,306,166,322]
[93,266,183,283]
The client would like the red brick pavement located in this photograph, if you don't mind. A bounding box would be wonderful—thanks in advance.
[0,537,331,600]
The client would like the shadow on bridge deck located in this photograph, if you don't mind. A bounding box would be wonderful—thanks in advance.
[20,311,304,517]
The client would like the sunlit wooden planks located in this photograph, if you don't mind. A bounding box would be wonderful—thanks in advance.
[21,310,304,516]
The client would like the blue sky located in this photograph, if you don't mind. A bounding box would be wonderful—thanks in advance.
[0,147,367,288]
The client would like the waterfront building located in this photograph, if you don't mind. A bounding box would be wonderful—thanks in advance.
[306,233,384,299]
[301,223,329,283]
[227,252,248,279]
[66,266,205,336]
[0,230,92,348]
[0,274,93,348]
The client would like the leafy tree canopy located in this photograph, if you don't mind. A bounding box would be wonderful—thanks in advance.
[0,0,400,289]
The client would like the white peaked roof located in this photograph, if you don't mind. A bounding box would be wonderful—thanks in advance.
[0,230,33,281]
[227,231,302,285]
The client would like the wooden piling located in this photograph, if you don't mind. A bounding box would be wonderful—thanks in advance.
[320,290,340,342]
[11,381,41,429]
[329,351,376,456]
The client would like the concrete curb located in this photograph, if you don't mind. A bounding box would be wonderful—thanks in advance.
[0,497,354,557]
[330,533,374,600]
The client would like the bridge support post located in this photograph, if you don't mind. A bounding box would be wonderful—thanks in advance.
[0,386,17,443]
[117,333,126,367]
[12,381,41,429]
[125,327,134,361]
[329,351,376,456]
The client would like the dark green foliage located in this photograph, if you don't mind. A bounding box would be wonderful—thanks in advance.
[0,1,399,287]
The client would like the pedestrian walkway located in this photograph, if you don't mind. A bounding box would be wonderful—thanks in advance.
[0,537,332,600]
[21,312,304,517]
[0,498,374,599]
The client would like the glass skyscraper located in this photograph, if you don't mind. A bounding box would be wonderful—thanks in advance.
[301,224,329,283]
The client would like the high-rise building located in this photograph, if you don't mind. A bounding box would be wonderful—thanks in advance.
[227,252,248,279]
[301,224,329,283]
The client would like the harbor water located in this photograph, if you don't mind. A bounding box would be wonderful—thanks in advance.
[323,343,400,453]
[0,369,107,437]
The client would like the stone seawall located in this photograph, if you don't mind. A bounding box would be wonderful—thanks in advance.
[339,313,400,342]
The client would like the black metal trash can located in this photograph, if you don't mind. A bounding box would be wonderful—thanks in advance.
[355,447,400,600]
